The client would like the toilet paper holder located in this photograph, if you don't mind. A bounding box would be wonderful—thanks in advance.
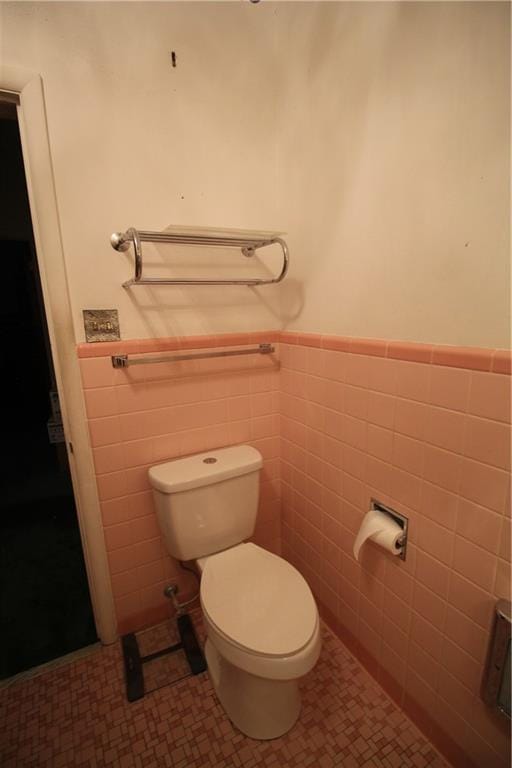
[370,499,409,561]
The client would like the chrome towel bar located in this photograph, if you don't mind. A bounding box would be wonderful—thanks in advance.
[111,343,275,369]
[110,227,289,287]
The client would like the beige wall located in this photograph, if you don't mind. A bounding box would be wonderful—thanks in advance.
[1,2,510,348]
[1,1,282,341]
[277,2,511,349]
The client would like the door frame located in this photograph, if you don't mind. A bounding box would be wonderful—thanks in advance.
[0,65,117,645]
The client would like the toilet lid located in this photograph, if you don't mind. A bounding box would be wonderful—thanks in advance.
[200,543,318,657]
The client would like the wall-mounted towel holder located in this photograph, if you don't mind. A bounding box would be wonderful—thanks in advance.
[111,342,275,369]
[110,226,289,288]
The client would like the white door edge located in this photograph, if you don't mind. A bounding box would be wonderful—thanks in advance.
[0,64,117,645]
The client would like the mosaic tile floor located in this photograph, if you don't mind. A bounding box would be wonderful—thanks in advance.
[134,620,193,695]
[0,615,449,768]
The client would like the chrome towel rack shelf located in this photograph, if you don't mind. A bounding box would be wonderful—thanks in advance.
[110,227,289,287]
[111,342,275,369]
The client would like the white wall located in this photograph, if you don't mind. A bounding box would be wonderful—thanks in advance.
[1,1,283,341]
[1,2,510,348]
[277,2,511,348]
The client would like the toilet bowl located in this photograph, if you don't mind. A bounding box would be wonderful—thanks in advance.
[197,543,321,739]
[148,445,321,739]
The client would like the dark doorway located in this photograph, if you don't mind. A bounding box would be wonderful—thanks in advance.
[0,102,97,679]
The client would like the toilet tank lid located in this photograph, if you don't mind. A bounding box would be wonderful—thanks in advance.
[148,445,263,493]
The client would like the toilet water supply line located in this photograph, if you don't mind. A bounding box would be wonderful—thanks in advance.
[164,562,200,616]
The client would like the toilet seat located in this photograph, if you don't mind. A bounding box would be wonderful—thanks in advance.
[200,543,318,659]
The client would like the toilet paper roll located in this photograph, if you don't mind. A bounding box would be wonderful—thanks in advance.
[353,508,404,561]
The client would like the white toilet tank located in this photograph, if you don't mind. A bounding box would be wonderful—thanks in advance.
[148,445,263,561]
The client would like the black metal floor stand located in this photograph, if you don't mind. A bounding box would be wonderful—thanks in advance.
[121,614,206,702]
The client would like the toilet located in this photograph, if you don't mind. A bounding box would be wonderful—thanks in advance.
[148,444,321,740]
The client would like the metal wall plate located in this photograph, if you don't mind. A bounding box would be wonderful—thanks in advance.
[83,309,120,342]
[481,599,511,719]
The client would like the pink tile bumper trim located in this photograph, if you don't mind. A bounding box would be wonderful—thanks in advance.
[78,331,510,374]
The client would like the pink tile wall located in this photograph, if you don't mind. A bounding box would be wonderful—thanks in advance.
[78,330,510,768]
[279,338,511,768]
[79,335,280,635]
